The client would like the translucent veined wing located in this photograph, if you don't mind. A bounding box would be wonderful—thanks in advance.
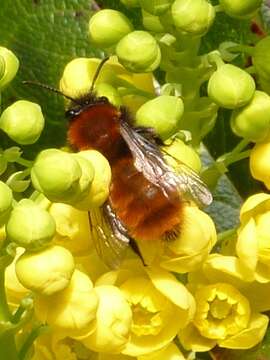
[88,202,130,269]
[120,121,212,207]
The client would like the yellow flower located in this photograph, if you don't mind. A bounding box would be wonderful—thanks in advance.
[179,282,268,351]
[82,285,132,353]
[15,245,75,296]
[96,260,195,357]
[59,57,155,113]
[250,141,270,189]
[49,202,93,256]
[236,193,270,282]
[138,342,186,360]
[35,269,98,336]
[75,250,109,283]
[137,204,216,273]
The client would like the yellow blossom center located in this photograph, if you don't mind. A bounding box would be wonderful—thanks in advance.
[194,283,251,340]
[120,276,172,337]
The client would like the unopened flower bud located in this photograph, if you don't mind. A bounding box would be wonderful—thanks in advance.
[135,95,184,140]
[219,0,262,19]
[15,245,75,296]
[163,138,202,172]
[140,0,173,15]
[207,64,255,109]
[116,31,161,73]
[0,100,44,145]
[73,150,111,210]
[252,36,270,81]
[31,149,93,204]
[231,91,270,142]
[6,199,56,250]
[89,10,133,48]
[95,83,122,107]
[171,0,215,36]
[0,47,19,89]
[0,181,13,226]
[250,141,270,188]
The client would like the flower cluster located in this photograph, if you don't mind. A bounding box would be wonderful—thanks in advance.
[0,0,270,359]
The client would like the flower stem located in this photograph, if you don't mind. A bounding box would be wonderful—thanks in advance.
[217,228,237,244]
[0,269,19,359]
[227,44,255,56]
[18,325,49,360]
[15,158,33,168]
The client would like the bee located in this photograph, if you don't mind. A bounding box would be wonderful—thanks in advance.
[24,58,212,268]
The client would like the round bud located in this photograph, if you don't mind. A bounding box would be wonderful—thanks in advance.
[142,10,166,32]
[0,181,13,226]
[135,95,184,140]
[230,91,270,142]
[116,31,161,73]
[207,64,255,109]
[250,141,270,188]
[219,0,262,19]
[73,150,111,210]
[140,0,173,15]
[0,47,19,89]
[6,199,56,251]
[0,100,44,145]
[120,0,140,7]
[15,245,75,296]
[89,9,133,48]
[71,154,95,201]
[171,0,215,36]
[252,36,270,81]
[31,149,89,204]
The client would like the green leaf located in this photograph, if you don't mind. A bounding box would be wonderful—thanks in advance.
[0,0,101,157]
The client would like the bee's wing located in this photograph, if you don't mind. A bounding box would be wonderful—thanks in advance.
[88,203,130,269]
[120,122,212,207]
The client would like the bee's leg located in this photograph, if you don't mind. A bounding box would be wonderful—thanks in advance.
[129,238,146,266]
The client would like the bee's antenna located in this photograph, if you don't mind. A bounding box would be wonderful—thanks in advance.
[90,57,110,93]
[22,80,82,105]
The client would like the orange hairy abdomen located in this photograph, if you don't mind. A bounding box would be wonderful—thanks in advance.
[109,155,182,240]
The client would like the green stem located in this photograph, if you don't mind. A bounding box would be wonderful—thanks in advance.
[19,325,49,360]
[224,150,251,167]
[15,158,33,168]
[227,44,255,56]
[11,305,25,324]
[228,138,250,157]
[0,269,19,359]
[214,4,224,12]
[217,228,237,244]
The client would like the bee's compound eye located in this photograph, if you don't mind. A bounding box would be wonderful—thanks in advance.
[99,96,108,103]
[65,109,77,118]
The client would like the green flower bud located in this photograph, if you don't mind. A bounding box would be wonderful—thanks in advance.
[74,150,111,210]
[15,245,75,296]
[95,82,122,107]
[252,36,270,81]
[0,100,44,145]
[135,95,184,140]
[207,64,255,109]
[89,9,133,48]
[120,0,140,7]
[230,91,270,142]
[219,0,262,19]
[0,47,19,89]
[140,0,173,15]
[6,199,56,250]
[31,149,93,204]
[0,181,13,226]
[171,0,215,36]
[142,10,166,32]
[116,31,161,73]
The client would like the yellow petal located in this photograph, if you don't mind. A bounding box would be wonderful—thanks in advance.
[236,218,258,272]
[218,313,269,349]
[178,323,216,352]
[240,193,270,224]
[138,343,186,360]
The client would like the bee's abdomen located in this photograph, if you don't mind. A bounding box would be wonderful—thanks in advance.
[109,155,183,240]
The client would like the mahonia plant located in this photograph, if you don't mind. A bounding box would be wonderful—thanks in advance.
[1,0,270,359]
